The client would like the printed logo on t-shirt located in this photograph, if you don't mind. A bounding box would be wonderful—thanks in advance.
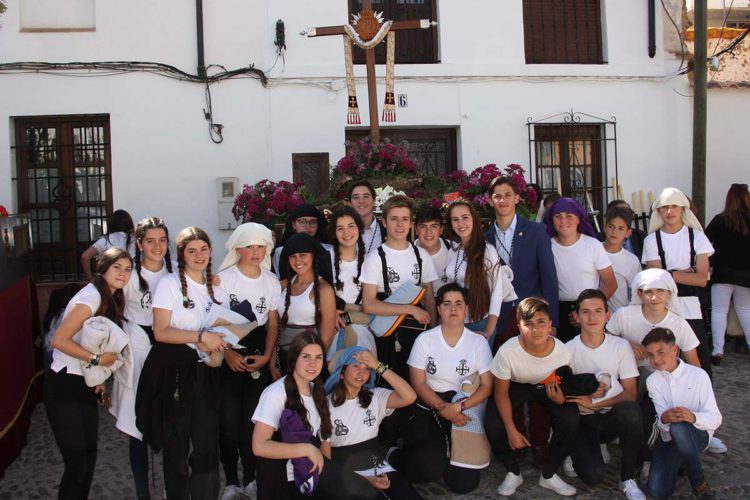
[334,419,349,436]
[387,267,400,283]
[229,294,240,308]
[256,297,268,314]
[426,356,437,375]
[456,359,470,376]
[411,264,420,280]
[363,409,376,427]
[205,302,212,313]
[140,290,152,310]
[440,273,447,284]
[186,298,195,309]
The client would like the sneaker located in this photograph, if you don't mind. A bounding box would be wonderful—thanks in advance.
[241,480,257,499]
[538,473,577,496]
[496,472,524,496]
[620,479,647,500]
[563,456,577,478]
[640,461,651,484]
[708,436,727,454]
[601,443,611,464]
[220,485,242,500]
[710,355,722,366]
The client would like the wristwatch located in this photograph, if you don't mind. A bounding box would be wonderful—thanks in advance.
[89,353,101,366]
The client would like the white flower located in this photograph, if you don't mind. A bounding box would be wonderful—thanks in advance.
[373,186,406,213]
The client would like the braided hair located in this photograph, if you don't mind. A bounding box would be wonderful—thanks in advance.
[175,226,222,309]
[134,216,173,292]
[92,247,132,328]
[326,205,366,294]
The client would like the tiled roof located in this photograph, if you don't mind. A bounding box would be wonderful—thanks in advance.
[686,27,750,87]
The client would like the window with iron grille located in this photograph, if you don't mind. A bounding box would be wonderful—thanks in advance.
[346,128,457,177]
[523,0,604,64]
[12,115,112,282]
[292,153,330,198]
[349,0,439,64]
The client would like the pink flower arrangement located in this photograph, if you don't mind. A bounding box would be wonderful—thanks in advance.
[0,205,8,217]
[335,140,417,178]
[232,179,305,223]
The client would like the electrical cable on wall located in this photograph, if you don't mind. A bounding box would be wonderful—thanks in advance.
[203,81,224,144]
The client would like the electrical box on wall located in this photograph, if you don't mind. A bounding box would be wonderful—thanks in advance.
[217,177,239,230]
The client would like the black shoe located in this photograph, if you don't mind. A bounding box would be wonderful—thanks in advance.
[694,479,715,499]
[710,355,722,366]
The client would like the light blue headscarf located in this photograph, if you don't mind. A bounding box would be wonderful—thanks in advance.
[324,346,375,395]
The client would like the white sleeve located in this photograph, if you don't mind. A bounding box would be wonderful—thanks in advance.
[91,235,108,254]
[490,349,512,380]
[359,252,383,286]
[475,337,494,374]
[617,341,640,380]
[418,247,439,284]
[593,240,613,270]
[72,289,101,316]
[268,276,282,311]
[693,231,715,258]
[406,333,428,369]
[673,320,700,352]
[646,374,672,438]
[251,383,285,429]
[374,387,395,418]
[641,233,659,264]
[153,277,179,311]
[692,371,722,433]
[606,309,625,337]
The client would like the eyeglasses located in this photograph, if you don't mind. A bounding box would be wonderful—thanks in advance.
[295,218,319,228]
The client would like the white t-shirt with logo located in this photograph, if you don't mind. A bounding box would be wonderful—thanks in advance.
[566,333,639,409]
[606,247,642,312]
[152,273,227,331]
[606,305,700,368]
[415,239,451,296]
[331,256,363,305]
[218,266,280,326]
[642,227,714,319]
[328,388,393,447]
[552,234,612,301]
[124,263,173,326]
[408,326,493,394]
[490,336,572,384]
[50,283,102,376]
[360,243,439,294]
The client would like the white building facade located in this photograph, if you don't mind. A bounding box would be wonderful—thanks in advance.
[0,0,743,281]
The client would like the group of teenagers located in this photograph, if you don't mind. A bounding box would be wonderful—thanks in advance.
[42,176,750,500]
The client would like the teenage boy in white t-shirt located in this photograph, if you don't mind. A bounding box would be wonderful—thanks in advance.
[565,289,645,500]
[361,195,438,383]
[602,206,642,312]
[485,297,579,497]
[414,205,451,296]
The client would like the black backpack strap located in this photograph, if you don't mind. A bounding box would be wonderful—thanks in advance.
[377,245,391,298]
[411,242,423,285]
[688,227,696,267]
[655,230,668,270]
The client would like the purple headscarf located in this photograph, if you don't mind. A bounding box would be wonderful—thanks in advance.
[544,197,596,238]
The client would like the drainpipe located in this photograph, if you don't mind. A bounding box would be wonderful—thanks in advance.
[648,0,656,58]
[693,0,707,223]
[196,0,207,79]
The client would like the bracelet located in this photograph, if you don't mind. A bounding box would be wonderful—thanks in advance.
[86,353,100,368]
[376,362,389,375]
[197,331,204,344]
[460,399,467,413]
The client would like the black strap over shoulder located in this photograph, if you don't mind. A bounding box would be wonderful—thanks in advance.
[411,242,423,285]
[655,228,696,271]
[377,243,423,298]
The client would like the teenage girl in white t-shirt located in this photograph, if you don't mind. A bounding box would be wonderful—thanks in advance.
[251,332,335,500]
[325,347,418,499]
[119,216,173,500]
[80,209,135,282]
[45,247,133,499]
[143,227,228,500]
[444,200,508,339]
[216,222,281,498]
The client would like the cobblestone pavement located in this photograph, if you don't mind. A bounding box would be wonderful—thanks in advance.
[1,350,748,499]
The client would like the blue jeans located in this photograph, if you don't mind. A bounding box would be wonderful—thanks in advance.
[648,422,709,499]
[464,317,488,335]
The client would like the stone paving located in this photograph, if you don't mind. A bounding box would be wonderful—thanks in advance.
[1,350,748,499]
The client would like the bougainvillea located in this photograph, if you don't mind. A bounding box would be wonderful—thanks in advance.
[232,179,306,223]
[334,140,417,178]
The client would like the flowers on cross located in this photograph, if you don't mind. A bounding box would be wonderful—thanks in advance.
[232,179,306,223]
[335,139,417,178]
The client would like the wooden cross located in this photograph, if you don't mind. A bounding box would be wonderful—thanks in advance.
[303,0,436,144]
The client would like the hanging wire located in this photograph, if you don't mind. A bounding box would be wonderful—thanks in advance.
[203,82,224,144]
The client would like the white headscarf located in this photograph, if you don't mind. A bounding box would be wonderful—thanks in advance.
[218,223,274,273]
[648,187,703,233]
[629,268,682,314]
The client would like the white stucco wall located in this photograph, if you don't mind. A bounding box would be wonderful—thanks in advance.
[0,0,733,256]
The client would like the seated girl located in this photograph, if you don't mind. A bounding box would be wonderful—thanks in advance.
[325,346,419,499]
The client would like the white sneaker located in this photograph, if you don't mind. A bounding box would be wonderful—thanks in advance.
[563,456,577,478]
[242,480,257,499]
[708,436,728,454]
[220,485,242,500]
[496,472,523,496]
[640,461,651,484]
[601,443,611,464]
[620,479,647,500]
[539,473,577,496]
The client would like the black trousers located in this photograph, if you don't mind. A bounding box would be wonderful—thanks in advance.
[388,402,480,494]
[485,383,580,478]
[687,318,713,380]
[256,453,343,500]
[44,368,98,500]
[162,364,220,500]
[219,360,269,487]
[373,327,419,388]
[569,401,643,484]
